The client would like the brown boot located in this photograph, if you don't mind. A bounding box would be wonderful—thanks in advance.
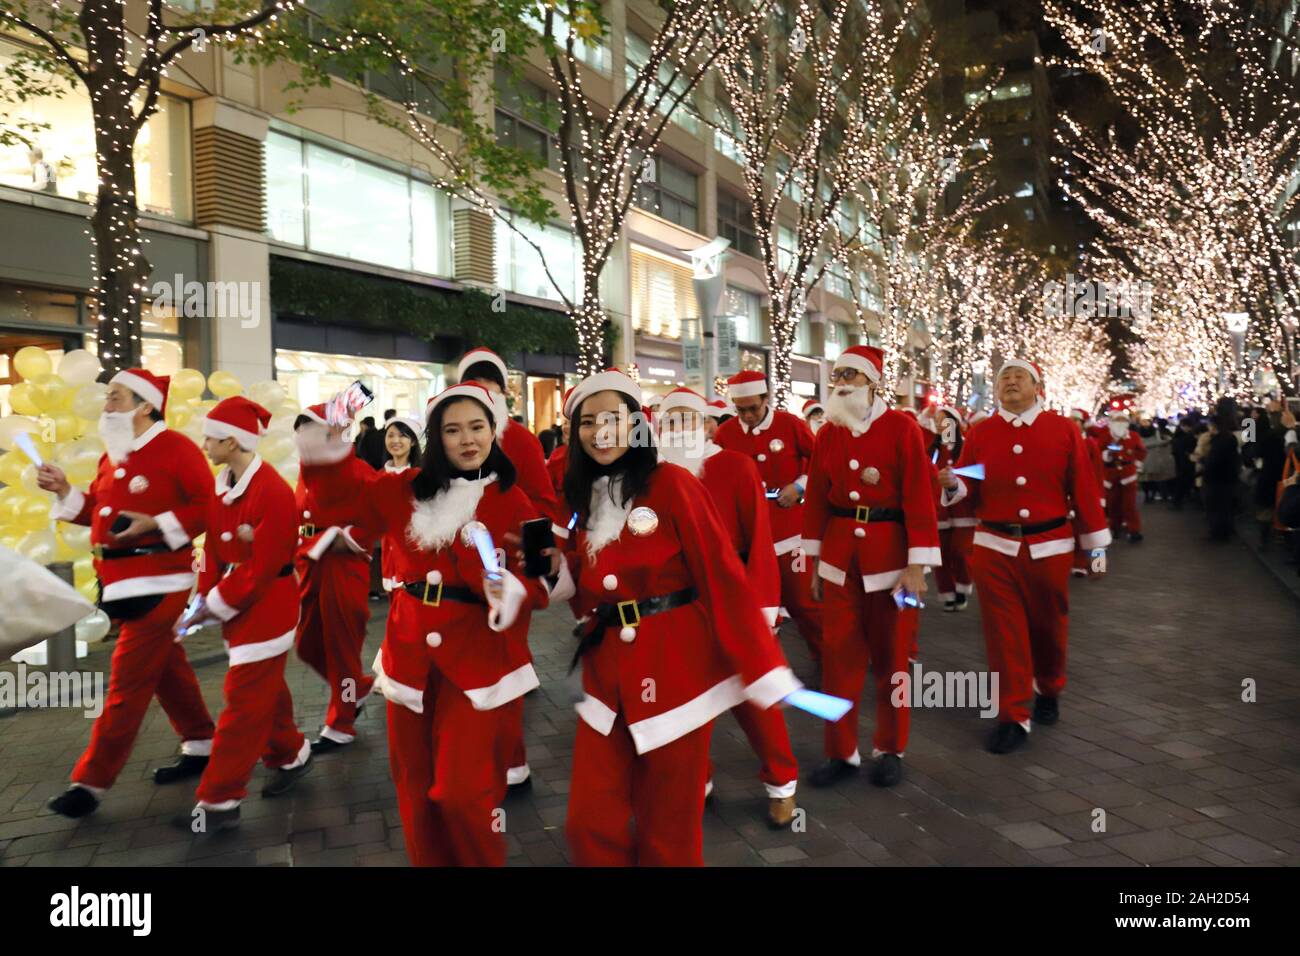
[767,794,797,829]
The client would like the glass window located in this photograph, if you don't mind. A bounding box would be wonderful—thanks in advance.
[825,260,852,299]
[266,132,306,245]
[794,313,813,355]
[0,39,192,220]
[625,33,701,134]
[723,285,763,344]
[275,348,444,416]
[714,103,743,163]
[631,245,698,339]
[777,225,796,273]
[634,153,699,231]
[717,190,760,259]
[495,213,582,302]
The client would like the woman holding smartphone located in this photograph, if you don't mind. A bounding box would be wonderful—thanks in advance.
[297,382,549,866]
[555,369,799,866]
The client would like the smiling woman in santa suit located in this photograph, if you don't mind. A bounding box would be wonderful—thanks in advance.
[297,382,551,866]
[555,369,801,866]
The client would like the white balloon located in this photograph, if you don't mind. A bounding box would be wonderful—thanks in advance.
[75,608,112,643]
[0,415,41,451]
[58,349,103,388]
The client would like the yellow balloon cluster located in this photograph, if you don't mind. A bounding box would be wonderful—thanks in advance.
[1,356,303,608]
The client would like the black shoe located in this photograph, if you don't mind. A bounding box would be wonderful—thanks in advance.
[809,758,860,788]
[869,753,903,787]
[954,593,969,611]
[262,754,313,797]
[1032,694,1060,726]
[172,806,241,833]
[986,722,1028,755]
[153,754,210,785]
[48,786,98,819]
[310,736,350,754]
[1128,532,1144,543]
[507,775,533,793]
[943,599,956,613]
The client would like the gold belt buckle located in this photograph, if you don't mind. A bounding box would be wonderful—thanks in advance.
[91,543,104,559]
[300,524,316,537]
[422,580,443,606]
[855,505,870,523]
[617,600,640,628]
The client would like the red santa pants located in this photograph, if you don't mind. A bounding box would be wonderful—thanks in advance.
[1106,477,1141,534]
[933,527,974,598]
[968,544,1073,726]
[194,651,307,807]
[72,590,215,791]
[567,713,712,866]
[820,573,910,760]
[781,549,824,660]
[296,553,373,742]
[386,665,512,867]
[717,700,799,797]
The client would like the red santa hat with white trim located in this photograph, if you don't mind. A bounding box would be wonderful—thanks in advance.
[563,368,643,420]
[706,399,732,419]
[457,347,509,388]
[386,413,425,437]
[1069,407,1091,423]
[203,396,272,450]
[110,368,170,416]
[300,403,330,426]
[726,369,768,399]
[832,345,884,383]
[802,398,824,417]
[425,381,500,421]
[996,358,1043,383]
[657,386,708,418]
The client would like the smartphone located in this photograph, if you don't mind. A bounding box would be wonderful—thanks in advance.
[326,380,375,425]
[522,518,556,577]
[109,514,130,535]
[765,489,781,499]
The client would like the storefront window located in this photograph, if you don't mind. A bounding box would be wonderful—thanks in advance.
[265,130,452,277]
[275,348,445,419]
[631,245,698,339]
[794,314,813,355]
[0,39,192,219]
[495,213,582,303]
[723,285,763,344]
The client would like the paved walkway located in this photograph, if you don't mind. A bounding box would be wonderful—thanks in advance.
[1,503,1298,867]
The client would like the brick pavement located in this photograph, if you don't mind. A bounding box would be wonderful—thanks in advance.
[1,503,1298,867]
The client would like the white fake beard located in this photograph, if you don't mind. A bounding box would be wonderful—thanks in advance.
[1109,421,1128,440]
[809,417,825,434]
[825,385,872,430]
[99,410,136,465]
[585,474,633,561]
[406,476,489,551]
[492,392,509,439]
[657,427,709,477]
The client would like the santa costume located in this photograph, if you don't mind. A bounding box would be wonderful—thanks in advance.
[189,397,311,818]
[1069,408,1107,577]
[801,347,942,787]
[293,403,380,751]
[299,382,549,866]
[942,360,1110,752]
[48,368,215,817]
[559,370,800,865]
[929,405,976,611]
[1101,410,1147,541]
[379,414,424,592]
[656,387,798,826]
[714,369,823,661]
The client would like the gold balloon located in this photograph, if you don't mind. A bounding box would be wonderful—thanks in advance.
[259,434,295,464]
[31,373,74,413]
[171,368,206,401]
[50,412,81,442]
[64,457,99,486]
[60,524,92,552]
[7,381,41,415]
[14,493,52,531]
[19,463,44,495]
[167,405,194,429]
[17,528,57,565]
[13,345,53,380]
[248,380,287,412]
[73,554,96,587]
[57,349,102,388]
[72,382,108,421]
[0,450,27,487]
[207,370,243,398]
[77,578,99,604]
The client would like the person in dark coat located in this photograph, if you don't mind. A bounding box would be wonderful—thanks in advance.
[1203,399,1241,542]
[1250,408,1287,548]
[1171,417,1198,510]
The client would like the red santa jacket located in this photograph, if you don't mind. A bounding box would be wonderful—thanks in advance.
[714,405,816,556]
[502,418,562,527]
[933,440,977,529]
[555,462,800,755]
[300,444,549,713]
[697,444,781,626]
[1101,428,1147,487]
[945,405,1111,559]
[51,422,211,602]
[801,398,943,593]
[198,456,300,663]
[294,453,379,568]
[546,443,568,499]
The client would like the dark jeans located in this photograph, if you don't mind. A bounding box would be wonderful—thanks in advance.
[1204,481,1236,541]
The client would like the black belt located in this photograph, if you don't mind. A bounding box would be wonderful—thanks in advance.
[828,505,905,523]
[299,524,317,537]
[225,563,295,577]
[401,579,486,607]
[92,543,172,560]
[980,517,1068,537]
[569,586,698,672]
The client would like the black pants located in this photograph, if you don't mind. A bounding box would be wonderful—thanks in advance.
[1204,482,1236,541]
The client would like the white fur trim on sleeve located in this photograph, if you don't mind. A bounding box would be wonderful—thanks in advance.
[545,560,576,603]
[154,510,190,550]
[205,586,238,622]
[1077,528,1112,551]
[488,570,528,632]
[306,526,340,561]
[940,478,968,507]
[908,547,942,567]
[762,607,779,628]
[339,525,369,555]
[293,426,352,465]
[52,486,86,521]
[745,666,802,710]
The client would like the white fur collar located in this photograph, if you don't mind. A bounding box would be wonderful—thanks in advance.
[585,475,633,561]
[406,474,495,551]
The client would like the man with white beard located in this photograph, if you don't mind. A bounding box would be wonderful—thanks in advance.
[1101,409,1147,542]
[656,387,798,827]
[803,399,826,435]
[800,346,941,788]
[37,368,216,818]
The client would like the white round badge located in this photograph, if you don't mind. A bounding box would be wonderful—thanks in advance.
[627,507,659,536]
[768,438,785,454]
[129,475,150,494]
[861,466,881,485]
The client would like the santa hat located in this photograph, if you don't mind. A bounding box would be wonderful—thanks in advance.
[802,399,824,417]
[934,404,962,423]
[110,368,169,416]
[1069,408,1091,422]
[643,393,663,409]
[386,413,425,438]
[203,396,272,450]
[658,387,708,418]
[560,387,576,418]
[996,358,1042,383]
[300,403,330,426]
[563,368,642,420]
[832,345,884,384]
[726,369,768,399]
[706,399,732,420]
[457,347,508,389]
[425,381,499,422]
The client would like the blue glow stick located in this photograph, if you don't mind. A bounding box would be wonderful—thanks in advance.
[893,589,925,610]
[13,431,43,468]
[784,689,853,722]
[931,449,939,464]
[765,489,781,499]
[567,511,578,531]
[471,527,503,581]
[951,463,985,480]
